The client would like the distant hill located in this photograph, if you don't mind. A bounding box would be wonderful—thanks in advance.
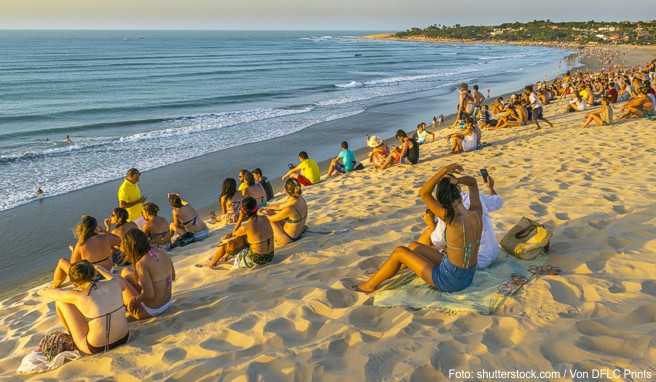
[395,20,656,45]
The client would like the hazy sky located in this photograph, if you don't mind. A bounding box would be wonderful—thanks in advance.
[2,0,653,30]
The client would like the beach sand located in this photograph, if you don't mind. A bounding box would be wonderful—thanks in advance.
[2,94,656,380]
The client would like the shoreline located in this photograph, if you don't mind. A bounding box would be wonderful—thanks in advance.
[0,55,571,298]
[2,61,656,379]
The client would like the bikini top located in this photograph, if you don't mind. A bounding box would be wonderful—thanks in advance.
[286,203,307,225]
[445,217,480,269]
[83,282,125,353]
[182,215,198,227]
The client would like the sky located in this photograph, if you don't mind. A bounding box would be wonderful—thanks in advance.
[1,0,654,30]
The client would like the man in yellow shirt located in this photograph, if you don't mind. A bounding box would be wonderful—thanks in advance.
[117,168,146,222]
[283,151,320,186]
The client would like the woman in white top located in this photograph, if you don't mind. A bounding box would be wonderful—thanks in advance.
[416,175,502,269]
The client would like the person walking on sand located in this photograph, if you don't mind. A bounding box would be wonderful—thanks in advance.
[118,168,146,224]
[527,85,554,129]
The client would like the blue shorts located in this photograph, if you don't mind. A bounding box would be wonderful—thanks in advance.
[532,107,544,120]
[432,256,476,292]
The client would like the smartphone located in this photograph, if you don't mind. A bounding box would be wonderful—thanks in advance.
[480,168,489,182]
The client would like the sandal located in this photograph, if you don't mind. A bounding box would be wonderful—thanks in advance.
[528,264,562,276]
[498,273,529,296]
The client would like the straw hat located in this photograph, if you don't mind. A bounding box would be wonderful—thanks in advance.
[367,135,383,148]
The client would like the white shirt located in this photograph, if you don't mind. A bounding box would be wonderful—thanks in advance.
[430,191,503,269]
[529,92,542,110]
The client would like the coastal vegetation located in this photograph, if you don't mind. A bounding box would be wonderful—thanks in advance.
[395,20,656,45]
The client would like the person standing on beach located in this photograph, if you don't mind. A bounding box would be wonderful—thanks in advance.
[454,83,473,127]
[527,85,554,128]
[118,168,146,223]
[472,85,486,112]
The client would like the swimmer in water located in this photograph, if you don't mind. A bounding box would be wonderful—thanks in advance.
[64,135,73,145]
[36,187,44,197]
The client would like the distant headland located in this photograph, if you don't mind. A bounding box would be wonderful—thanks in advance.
[366,20,656,46]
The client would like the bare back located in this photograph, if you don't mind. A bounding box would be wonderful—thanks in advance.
[245,215,274,255]
[75,234,120,270]
[136,248,174,309]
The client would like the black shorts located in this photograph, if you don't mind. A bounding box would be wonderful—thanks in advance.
[532,107,544,120]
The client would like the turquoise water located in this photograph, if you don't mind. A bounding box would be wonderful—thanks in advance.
[0,30,571,212]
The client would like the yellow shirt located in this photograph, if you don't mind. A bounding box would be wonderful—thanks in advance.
[117,179,143,221]
[299,158,320,184]
[238,182,248,192]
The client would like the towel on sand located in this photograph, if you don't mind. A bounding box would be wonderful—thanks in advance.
[372,254,546,314]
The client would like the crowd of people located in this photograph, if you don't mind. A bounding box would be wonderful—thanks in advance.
[37,57,656,356]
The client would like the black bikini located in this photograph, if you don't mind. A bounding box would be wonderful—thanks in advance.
[83,283,129,354]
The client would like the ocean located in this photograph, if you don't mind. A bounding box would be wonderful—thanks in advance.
[0,30,574,294]
[0,30,572,213]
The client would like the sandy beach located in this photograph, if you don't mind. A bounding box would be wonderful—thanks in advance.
[2,73,656,380]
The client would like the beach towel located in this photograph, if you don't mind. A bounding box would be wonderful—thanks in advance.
[371,254,547,314]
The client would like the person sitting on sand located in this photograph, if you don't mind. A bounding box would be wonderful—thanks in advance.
[112,229,175,319]
[202,197,274,268]
[52,216,121,288]
[477,105,497,129]
[394,129,419,164]
[142,202,172,247]
[260,178,308,248]
[252,168,274,202]
[103,208,138,264]
[582,97,614,128]
[282,151,321,186]
[567,94,587,113]
[491,97,505,116]
[168,193,209,242]
[328,141,357,177]
[39,260,130,354]
[104,207,138,241]
[414,122,435,144]
[618,88,654,119]
[447,118,478,154]
[216,178,243,224]
[417,172,502,269]
[367,136,391,170]
[355,163,482,293]
[239,170,267,207]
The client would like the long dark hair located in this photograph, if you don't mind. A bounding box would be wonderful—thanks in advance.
[436,178,462,224]
[75,215,97,244]
[121,229,151,265]
[168,193,183,208]
[113,208,129,227]
[221,178,237,199]
[240,196,258,219]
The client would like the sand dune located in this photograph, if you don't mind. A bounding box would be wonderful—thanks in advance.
[1,99,656,381]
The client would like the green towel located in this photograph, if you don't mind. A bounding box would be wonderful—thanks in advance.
[372,254,546,314]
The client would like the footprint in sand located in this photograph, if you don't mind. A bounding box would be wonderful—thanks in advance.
[640,280,656,297]
[612,205,627,214]
[555,212,569,221]
[326,289,357,308]
[529,202,547,217]
[162,347,187,364]
[538,195,554,204]
[603,194,619,202]
[559,182,570,190]
[588,218,611,230]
